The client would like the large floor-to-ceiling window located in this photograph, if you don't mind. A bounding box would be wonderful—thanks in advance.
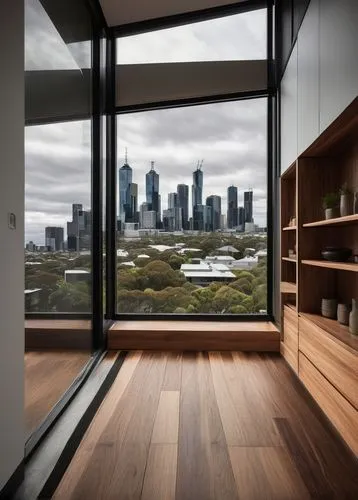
[114,7,270,317]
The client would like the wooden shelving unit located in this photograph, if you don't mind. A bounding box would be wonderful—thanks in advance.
[280,98,358,456]
[303,213,358,228]
[302,260,358,272]
[282,257,297,263]
[301,313,358,353]
[280,281,297,294]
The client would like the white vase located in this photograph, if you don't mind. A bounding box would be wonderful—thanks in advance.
[349,299,358,335]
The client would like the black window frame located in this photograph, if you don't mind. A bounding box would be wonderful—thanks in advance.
[109,0,276,322]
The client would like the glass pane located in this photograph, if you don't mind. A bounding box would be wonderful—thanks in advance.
[116,98,267,315]
[24,0,93,439]
[117,9,267,64]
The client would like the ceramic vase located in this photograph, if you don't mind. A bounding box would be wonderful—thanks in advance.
[340,194,353,217]
[325,208,336,220]
[337,303,350,325]
[321,298,337,319]
[354,192,358,214]
[349,299,358,335]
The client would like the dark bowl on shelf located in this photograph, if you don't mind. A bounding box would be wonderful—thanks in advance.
[321,247,352,262]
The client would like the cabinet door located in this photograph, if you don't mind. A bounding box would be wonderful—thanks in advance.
[297,0,319,155]
[280,43,298,173]
[320,0,358,132]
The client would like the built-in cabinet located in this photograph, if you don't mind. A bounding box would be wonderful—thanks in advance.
[280,98,358,457]
[281,0,358,174]
[319,0,358,132]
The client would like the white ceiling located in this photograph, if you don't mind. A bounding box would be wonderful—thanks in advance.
[99,0,249,27]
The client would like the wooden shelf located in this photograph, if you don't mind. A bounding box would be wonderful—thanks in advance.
[303,214,358,228]
[280,281,297,294]
[302,260,358,272]
[282,257,297,263]
[282,225,297,231]
[300,313,358,354]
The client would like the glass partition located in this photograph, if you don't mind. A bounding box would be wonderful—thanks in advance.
[24,0,93,439]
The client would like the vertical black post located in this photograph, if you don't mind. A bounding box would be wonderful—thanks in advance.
[106,33,117,321]
[91,25,104,350]
[267,0,275,320]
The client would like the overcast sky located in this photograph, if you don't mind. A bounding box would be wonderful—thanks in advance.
[25,1,267,244]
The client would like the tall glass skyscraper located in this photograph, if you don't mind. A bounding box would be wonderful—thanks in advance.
[119,151,133,223]
[192,165,203,208]
[206,195,221,231]
[146,161,160,224]
[177,184,189,229]
[227,185,238,228]
[244,190,253,223]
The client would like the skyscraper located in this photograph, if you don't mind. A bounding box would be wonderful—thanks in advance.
[129,183,138,222]
[168,192,178,209]
[67,204,91,251]
[206,195,221,231]
[146,161,160,225]
[192,163,203,208]
[227,185,238,228]
[177,184,189,229]
[119,150,133,224]
[192,162,203,230]
[244,190,253,223]
[238,206,245,231]
[45,227,64,251]
[193,204,211,231]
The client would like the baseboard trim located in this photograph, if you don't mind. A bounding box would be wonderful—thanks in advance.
[0,461,24,500]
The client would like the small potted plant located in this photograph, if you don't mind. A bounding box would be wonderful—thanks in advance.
[323,192,339,220]
[340,182,353,217]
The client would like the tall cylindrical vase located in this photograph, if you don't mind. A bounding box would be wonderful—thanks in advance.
[340,194,352,217]
[349,299,358,335]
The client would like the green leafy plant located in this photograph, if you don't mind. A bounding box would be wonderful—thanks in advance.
[322,192,339,209]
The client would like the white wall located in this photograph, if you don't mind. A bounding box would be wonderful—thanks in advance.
[0,0,25,491]
[281,0,358,173]
[280,43,297,173]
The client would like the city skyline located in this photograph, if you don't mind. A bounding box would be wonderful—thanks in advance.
[118,153,257,222]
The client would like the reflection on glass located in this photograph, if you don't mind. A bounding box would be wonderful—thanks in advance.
[116,99,268,315]
[25,120,92,313]
[117,9,267,64]
[24,0,93,439]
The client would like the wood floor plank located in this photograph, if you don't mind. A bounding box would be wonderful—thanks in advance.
[141,444,177,500]
[229,446,310,500]
[209,352,281,446]
[25,350,90,434]
[67,351,163,500]
[275,417,358,498]
[54,351,358,500]
[151,391,180,444]
[176,352,238,500]
[54,351,140,499]
[162,352,182,390]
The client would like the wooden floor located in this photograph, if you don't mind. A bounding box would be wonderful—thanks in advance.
[55,351,358,499]
[25,350,90,436]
